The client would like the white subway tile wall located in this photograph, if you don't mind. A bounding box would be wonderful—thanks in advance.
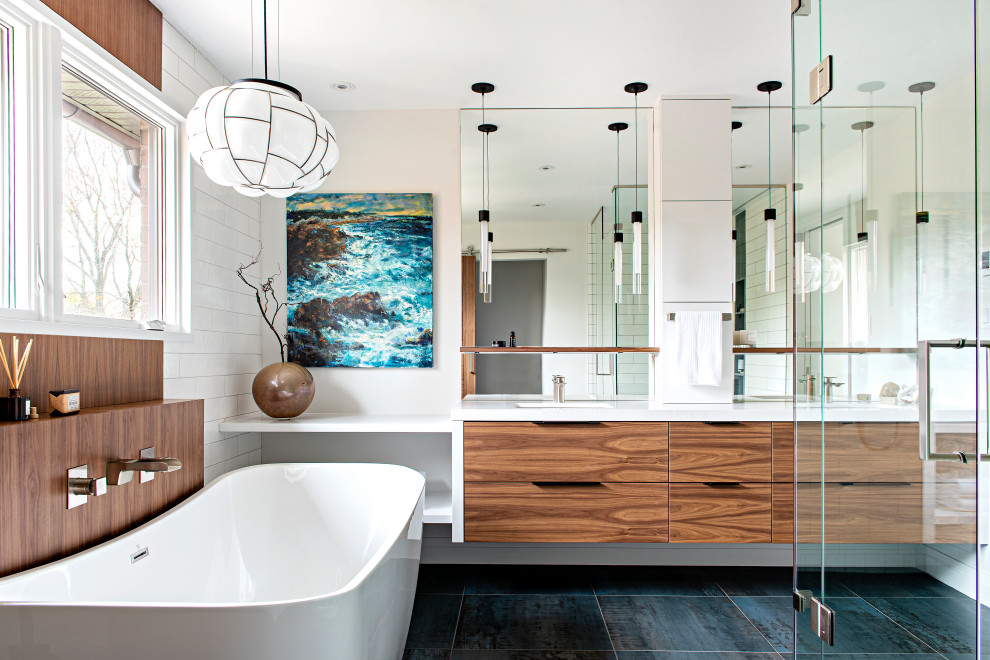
[161,22,264,483]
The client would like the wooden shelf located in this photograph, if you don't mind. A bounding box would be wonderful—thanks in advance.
[733,347,917,355]
[461,346,659,354]
[218,412,452,434]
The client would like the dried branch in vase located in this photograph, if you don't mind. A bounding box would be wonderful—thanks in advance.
[237,248,289,363]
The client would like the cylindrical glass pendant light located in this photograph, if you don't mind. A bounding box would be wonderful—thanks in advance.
[614,232,624,305]
[624,82,648,294]
[608,121,628,306]
[472,82,497,300]
[909,81,935,224]
[757,80,782,293]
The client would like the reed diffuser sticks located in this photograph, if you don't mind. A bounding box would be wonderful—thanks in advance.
[0,336,33,390]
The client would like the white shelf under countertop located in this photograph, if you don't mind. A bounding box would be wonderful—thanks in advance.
[218,412,453,434]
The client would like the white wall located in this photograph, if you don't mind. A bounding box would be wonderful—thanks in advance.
[261,109,461,414]
[159,22,265,482]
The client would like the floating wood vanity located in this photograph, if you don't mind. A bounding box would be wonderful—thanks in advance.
[451,400,971,546]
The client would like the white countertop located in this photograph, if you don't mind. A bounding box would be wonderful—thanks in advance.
[452,395,926,423]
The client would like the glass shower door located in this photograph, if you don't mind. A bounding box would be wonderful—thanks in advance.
[792,0,982,656]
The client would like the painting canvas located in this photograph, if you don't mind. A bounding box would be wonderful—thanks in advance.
[286,193,434,368]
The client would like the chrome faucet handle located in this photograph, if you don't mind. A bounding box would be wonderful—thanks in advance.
[106,449,183,486]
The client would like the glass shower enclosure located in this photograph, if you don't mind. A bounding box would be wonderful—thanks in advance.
[792,0,986,655]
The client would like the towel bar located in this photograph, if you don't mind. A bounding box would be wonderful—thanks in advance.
[666,312,732,321]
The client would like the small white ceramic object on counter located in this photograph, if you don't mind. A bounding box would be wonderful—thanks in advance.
[0,463,425,660]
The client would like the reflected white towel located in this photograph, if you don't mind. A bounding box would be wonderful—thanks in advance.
[674,311,723,386]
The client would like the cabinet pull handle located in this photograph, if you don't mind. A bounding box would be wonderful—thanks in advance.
[702,482,742,487]
[531,421,603,425]
[703,421,742,425]
[532,481,604,487]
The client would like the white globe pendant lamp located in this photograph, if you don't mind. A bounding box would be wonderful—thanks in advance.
[185,1,339,198]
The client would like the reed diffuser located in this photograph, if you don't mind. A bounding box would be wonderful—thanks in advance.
[0,336,33,421]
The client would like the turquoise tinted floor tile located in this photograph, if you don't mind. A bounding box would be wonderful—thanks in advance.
[454,595,613,651]
[406,594,463,649]
[837,570,964,598]
[864,597,988,655]
[464,565,595,595]
[418,564,467,595]
[451,652,617,659]
[598,596,775,653]
[593,567,723,597]
[732,596,934,655]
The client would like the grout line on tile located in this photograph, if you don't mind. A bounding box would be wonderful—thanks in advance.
[719,582,786,655]
[448,590,466,656]
[592,581,621,660]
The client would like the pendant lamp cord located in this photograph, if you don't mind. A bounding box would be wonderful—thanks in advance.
[634,92,639,213]
[919,90,924,210]
[263,0,268,79]
[767,86,772,214]
[616,128,621,229]
[860,129,866,234]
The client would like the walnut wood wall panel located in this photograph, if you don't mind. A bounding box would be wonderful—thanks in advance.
[669,483,772,543]
[39,0,163,88]
[0,334,162,414]
[0,400,203,577]
[669,422,772,482]
[464,482,668,543]
[464,422,668,482]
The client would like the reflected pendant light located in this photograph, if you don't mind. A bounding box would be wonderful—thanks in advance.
[608,121,629,305]
[186,0,339,197]
[731,120,742,303]
[473,82,497,303]
[793,123,809,302]
[909,81,935,223]
[758,81,782,293]
[624,82,648,295]
[852,121,874,243]
[858,81,884,289]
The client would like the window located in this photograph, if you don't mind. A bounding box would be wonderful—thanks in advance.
[60,68,161,322]
[0,1,187,335]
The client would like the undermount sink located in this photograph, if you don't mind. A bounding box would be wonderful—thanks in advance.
[514,402,615,409]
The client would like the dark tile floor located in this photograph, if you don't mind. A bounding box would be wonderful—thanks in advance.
[403,565,980,660]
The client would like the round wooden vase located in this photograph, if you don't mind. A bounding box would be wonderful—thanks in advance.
[252,362,315,419]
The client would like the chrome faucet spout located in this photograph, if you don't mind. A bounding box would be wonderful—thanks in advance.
[107,456,181,486]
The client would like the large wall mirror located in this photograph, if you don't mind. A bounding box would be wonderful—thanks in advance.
[460,108,650,399]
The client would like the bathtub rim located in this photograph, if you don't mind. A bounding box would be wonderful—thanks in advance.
[0,462,426,609]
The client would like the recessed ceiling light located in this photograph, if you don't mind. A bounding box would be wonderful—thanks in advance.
[538,165,555,171]
[333,81,356,91]
[532,203,546,207]
[735,164,752,169]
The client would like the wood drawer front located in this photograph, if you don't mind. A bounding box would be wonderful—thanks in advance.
[771,423,794,483]
[669,422,771,482]
[669,483,771,543]
[463,422,668,482]
[794,483,925,544]
[464,482,668,543]
[791,423,923,483]
[772,483,794,544]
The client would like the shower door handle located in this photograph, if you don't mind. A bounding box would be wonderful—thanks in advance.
[918,339,990,462]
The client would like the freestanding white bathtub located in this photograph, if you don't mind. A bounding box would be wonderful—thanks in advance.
[0,463,425,660]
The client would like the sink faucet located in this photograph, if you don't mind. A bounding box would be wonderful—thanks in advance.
[822,376,845,403]
[107,452,182,486]
[799,373,816,398]
[552,374,566,403]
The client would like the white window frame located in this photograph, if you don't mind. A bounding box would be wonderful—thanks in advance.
[0,0,191,340]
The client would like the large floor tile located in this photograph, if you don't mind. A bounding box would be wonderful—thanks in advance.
[454,595,613,651]
[732,596,934,655]
[404,650,452,660]
[598,595,775,653]
[593,567,723,597]
[837,570,964,598]
[865,597,986,655]
[451,652,617,659]
[616,653,782,659]
[418,564,468,595]
[710,567,793,597]
[795,655,943,659]
[406,594,463,649]
[464,565,595,595]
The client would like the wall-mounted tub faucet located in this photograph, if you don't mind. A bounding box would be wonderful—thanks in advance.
[107,447,182,486]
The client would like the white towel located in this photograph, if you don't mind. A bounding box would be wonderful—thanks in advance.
[673,311,723,386]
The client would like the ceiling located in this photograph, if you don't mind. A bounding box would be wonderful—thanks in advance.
[153,0,793,111]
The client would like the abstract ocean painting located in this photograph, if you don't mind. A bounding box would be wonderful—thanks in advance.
[286,193,434,368]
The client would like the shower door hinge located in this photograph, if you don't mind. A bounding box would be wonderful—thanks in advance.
[792,0,810,15]
[792,589,813,612]
[809,596,835,646]
[810,56,833,105]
